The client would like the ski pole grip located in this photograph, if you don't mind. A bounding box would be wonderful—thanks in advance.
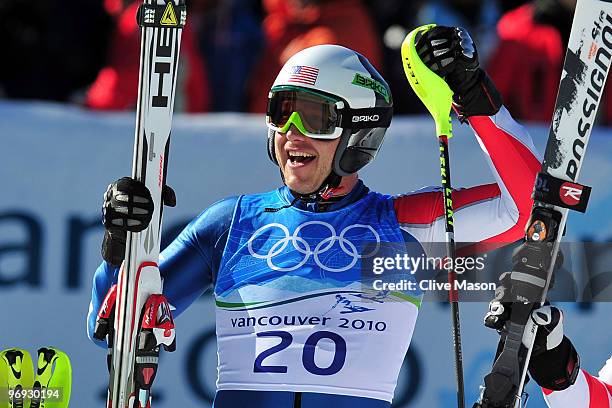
[401,24,454,139]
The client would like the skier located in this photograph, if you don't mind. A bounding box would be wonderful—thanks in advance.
[485,302,612,407]
[88,26,541,407]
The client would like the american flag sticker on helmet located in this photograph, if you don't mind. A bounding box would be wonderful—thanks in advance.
[287,65,319,85]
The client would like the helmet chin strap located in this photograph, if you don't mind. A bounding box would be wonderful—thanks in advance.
[289,171,343,203]
[265,171,342,213]
[278,167,343,200]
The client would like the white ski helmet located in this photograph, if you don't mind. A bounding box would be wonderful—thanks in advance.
[266,44,393,178]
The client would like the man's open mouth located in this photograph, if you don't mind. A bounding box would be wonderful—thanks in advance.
[288,151,316,165]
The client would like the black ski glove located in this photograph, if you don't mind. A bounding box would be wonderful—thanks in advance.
[101,177,176,266]
[416,26,502,121]
[484,300,580,391]
[527,306,580,391]
[483,243,564,328]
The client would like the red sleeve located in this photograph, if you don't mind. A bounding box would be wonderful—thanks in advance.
[543,369,612,408]
[393,107,541,253]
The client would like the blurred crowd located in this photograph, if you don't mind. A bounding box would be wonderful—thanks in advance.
[3,0,612,123]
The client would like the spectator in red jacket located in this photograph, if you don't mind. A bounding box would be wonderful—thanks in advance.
[247,0,383,113]
[487,0,612,124]
[86,0,210,112]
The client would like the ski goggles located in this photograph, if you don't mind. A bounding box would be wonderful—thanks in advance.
[266,86,393,139]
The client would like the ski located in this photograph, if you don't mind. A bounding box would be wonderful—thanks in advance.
[93,1,186,407]
[474,1,612,407]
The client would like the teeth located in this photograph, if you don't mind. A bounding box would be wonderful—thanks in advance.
[289,151,315,157]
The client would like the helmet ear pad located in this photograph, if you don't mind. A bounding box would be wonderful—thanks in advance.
[331,129,353,177]
[267,128,278,165]
[332,127,388,176]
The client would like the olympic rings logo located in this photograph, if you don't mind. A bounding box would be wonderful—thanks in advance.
[247,221,381,273]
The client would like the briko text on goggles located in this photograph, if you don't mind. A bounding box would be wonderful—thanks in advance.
[266,86,392,139]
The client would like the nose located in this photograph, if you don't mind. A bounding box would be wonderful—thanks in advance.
[285,124,307,142]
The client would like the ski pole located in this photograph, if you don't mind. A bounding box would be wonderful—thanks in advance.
[401,24,465,408]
